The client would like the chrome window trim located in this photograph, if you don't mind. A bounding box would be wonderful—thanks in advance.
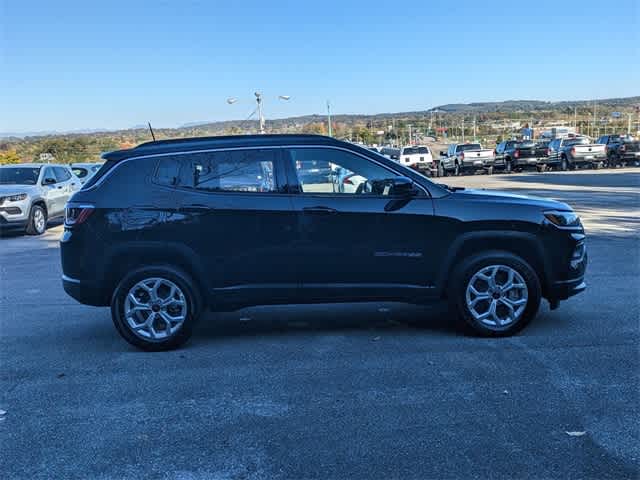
[84,144,431,197]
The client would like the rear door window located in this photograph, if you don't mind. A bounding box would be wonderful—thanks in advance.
[156,149,278,193]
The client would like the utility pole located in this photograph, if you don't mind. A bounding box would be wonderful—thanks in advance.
[593,102,597,138]
[628,113,632,135]
[574,106,577,130]
[407,124,413,145]
[326,100,332,137]
[255,92,265,134]
[462,117,465,143]
[473,116,477,141]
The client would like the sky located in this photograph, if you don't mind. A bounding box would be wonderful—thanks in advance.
[1,0,638,133]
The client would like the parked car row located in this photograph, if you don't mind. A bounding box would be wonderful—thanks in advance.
[0,162,103,234]
[374,133,639,177]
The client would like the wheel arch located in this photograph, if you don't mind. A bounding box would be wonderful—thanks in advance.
[435,231,551,299]
[102,242,210,306]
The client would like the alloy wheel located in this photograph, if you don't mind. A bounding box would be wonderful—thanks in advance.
[124,277,188,341]
[465,265,528,329]
[34,209,46,234]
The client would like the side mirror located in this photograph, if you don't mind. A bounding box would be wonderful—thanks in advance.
[371,176,417,197]
[43,177,56,185]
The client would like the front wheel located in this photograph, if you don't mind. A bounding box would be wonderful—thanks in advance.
[111,265,202,351]
[449,251,541,337]
[437,162,444,177]
[505,159,512,173]
[454,162,460,176]
[560,157,569,171]
[25,205,47,235]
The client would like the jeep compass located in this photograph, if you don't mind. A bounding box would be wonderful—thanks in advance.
[60,135,587,350]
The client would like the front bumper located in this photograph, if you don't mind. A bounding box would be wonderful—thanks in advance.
[0,198,30,227]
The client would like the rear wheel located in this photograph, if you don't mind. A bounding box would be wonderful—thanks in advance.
[560,156,569,171]
[111,265,202,351]
[437,162,444,177]
[25,205,47,235]
[449,251,541,337]
[505,159,512,173]
[454,162,460,176]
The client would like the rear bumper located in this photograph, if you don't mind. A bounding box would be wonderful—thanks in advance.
[62,275,109,306]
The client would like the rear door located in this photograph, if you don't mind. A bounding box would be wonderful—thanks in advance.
[284,146,437,301]
[158,148,298,306]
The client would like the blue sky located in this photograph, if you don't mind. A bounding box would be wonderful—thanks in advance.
[1,0,638,132]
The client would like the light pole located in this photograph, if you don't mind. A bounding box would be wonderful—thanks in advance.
[227,93,291,134]
[326,100,332,137]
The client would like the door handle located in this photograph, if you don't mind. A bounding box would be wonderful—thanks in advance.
[302,206,338,215]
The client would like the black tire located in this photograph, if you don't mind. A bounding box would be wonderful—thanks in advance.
[25,205,47,235]
[454,162,460,176]
[437,162,444,178]
[448,251,541,337]
[560,156,568,171]
[111,265,203,351]
[486,166,494,175]
[505,159,512,173]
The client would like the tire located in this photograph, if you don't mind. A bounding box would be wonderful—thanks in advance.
[486,166,494,175]
[505,159,512,173]
[437,162,444,178]
[560,156,568,171]
[25,205,47,235]
[454,162,460,176]
[448,251,541,337]
[111,265,203,351]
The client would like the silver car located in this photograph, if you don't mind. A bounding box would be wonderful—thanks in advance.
[0,163,80,235]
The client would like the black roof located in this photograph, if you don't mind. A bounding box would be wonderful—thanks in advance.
[102,134,343,162]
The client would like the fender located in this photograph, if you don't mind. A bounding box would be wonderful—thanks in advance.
[433,230,552,297]
[101,240,211,297]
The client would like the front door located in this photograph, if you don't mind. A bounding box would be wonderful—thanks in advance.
[284,146,436,302]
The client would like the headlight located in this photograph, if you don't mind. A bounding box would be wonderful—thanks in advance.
[0,193,28,203]
[544,210,581,228]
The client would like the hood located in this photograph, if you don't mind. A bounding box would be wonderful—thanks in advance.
[452,188,572,211]
[0,184,40,196]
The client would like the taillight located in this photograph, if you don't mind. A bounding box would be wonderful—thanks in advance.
[571,147,576,155]
[514,149,520,158]
[343,175,354,185]
[65,205,94,227]
[460,153,465,160]
[545,148,550,156]
[620,145,626,152]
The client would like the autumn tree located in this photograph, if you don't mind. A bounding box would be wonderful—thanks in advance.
[0,149,22,164]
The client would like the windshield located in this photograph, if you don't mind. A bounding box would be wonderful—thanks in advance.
[458,144,482,152]
[0,167,41,185]
[402,147,430,155]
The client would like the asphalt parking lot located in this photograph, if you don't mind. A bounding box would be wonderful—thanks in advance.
[1,169,639,479]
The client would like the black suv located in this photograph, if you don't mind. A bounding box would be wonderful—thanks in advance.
[61,135,587,350]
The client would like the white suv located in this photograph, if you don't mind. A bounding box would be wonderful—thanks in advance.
[0,163,80,235]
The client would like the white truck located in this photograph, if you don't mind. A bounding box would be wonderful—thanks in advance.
[438,143,495,176]
[398,146,434,173]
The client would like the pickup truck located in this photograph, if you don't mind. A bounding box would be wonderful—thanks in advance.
[495,140,549,172]
[596,134,640,167]
[398,146,434,173]
[545,137,606,171]
[438,143,495,176]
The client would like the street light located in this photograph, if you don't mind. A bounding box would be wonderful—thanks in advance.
[226,93,291,134]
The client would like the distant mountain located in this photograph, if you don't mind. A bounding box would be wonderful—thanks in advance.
[431,96,640,113]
